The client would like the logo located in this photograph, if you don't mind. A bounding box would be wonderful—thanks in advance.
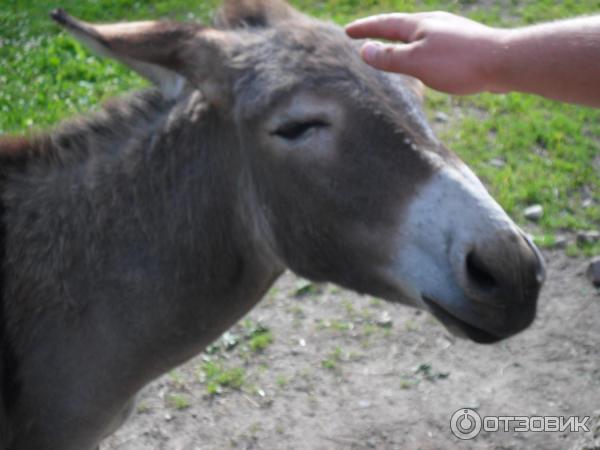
[450,408,591,440]
[450,408,482,440]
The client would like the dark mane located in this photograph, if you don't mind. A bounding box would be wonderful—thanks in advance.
[0,89,174,171]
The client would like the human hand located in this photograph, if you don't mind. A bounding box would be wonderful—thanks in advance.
[345,12,509,95]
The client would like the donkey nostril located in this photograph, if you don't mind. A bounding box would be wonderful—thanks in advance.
[466,250,497,289]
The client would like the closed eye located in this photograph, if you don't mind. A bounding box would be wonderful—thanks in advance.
[271,120,329,140]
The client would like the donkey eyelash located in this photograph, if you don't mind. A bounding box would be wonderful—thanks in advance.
[271,120,329,140]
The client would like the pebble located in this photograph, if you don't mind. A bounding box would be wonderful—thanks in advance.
[586,257,600,287]
[582,198,593,208]
[523,204,543,221]
[553,235,568,249]
[376,311,393,328]
[488,158,506,169]
[576,230,600,246]
[434,111,449,123]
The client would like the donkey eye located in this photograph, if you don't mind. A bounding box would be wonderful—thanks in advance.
[271,120,329,140]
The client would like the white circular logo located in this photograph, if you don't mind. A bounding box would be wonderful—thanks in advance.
[450,408,482,440]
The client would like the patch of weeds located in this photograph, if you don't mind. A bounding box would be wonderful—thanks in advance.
[397,363,449,388]
[165,393,191,410]
[316,319,329,330]
[248,422,262,435]
[249,329,273,352]
[404,319,419,332]
[288,305,306,319]
[293,280,322,298]
[168,369,186,388]
[342,299,356,316]
[399,378,417,390]
[321,359,337,370]
[533,234,558,249]
[205,331,240,354]
[292,317,303,330]
[566,243,581,257]
[268,286,280,297]
[414,363,450,382]
[574,237,600,257]
[239,319,274,353]
[136,401,151,414]
[331,319,354,331]
[361,307,374,321]
[199,361,245,395]
[276,375,289,388]
[316,318,355,332]
[362,323,377,337]
[321,347,344,371]
[328,285,341,295]
[369,298,383,307]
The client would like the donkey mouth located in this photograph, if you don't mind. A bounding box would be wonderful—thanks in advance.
[422,296,503,344]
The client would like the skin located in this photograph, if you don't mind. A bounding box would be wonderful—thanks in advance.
[345,12,600,107]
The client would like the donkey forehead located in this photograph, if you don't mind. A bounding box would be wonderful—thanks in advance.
[227,24,434,144]
[229,23,392,112]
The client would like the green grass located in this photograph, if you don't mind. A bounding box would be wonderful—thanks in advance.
[1,0,598,246]
[199,361,245,395]
[165,393,192,410]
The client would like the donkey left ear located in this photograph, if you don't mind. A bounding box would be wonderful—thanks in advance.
[51,9,231,102]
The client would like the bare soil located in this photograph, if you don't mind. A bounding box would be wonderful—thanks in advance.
[103,249,600,450]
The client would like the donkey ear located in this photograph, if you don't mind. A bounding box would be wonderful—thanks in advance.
[50,9,230,102]
[214,0,304,28]
[404,76,425,104]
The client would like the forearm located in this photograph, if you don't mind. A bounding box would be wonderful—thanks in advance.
[346,13,600,107]
[492,16,600,106]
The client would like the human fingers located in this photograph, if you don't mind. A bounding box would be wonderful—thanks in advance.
[360,41,418,75]
[345,13,421,42]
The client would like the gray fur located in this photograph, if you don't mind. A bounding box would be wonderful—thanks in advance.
[0,1,544,448]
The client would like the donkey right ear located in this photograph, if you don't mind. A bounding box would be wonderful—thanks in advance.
[51,9,231,103]
[214,0,305,28]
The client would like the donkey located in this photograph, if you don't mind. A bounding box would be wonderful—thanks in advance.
[0,0,545,448]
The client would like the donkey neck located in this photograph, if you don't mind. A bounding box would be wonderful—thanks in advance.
[2,89,282,380]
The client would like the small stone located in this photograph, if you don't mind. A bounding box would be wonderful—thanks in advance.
[434,111,449,123]
[523,204,543,221]
[586,257,600,287]
[553,235,568,249]
[164,413,173,421]
[376,311,393,328]
[358,399,371,408]
[577,230,600,246]
[488,158,506,168]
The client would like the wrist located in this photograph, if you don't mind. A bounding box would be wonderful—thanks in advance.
[479,28,515,94]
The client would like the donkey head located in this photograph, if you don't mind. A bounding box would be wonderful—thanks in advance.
[52,0,545,343]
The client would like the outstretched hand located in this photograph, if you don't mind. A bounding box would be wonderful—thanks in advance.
[346,12,600,107]
[345,12,508,95]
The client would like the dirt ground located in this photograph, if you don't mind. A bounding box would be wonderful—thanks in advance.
[103,249,600,450]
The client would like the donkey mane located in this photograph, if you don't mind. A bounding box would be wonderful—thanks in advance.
[0,89,175,171]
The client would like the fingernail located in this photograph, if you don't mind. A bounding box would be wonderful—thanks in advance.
[361,42,380,63]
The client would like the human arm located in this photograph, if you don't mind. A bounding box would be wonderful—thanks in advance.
[345,12,600,107]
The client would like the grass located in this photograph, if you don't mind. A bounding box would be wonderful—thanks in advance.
[321,346,344,370]
[165,393,192,410]
[1,0,598,252]
[199,361,246,395]
[241,320,274,353]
